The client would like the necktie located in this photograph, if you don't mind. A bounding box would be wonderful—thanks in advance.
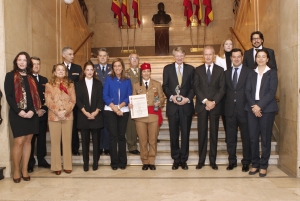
[66,65,69,70]
[233,68,238,89]
[102,66,105,74]
[207,65,211,82]
[255,48,259,52]
[34,75,39,82]
[177,65,182,86]
[145,82,148,90]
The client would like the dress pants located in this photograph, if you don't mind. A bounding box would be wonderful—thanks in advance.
[99,115,110,151]
[49,120,73,171]
[247,111,275,169]
[226,105,251,165]
[135,114,158,165]
[29,119,48,167]
[81,129,100,166]
[71,106,79,153]
[104,111,129,168]
[125,113,138,151]
[197,110,219,164]
[168,107,192,164]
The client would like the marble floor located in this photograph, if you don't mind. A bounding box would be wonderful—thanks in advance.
[0,165,299,201]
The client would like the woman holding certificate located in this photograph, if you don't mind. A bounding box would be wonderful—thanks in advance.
[103,58,132,170]
[130,63,164,170]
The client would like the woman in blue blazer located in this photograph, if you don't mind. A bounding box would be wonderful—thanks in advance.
[103,58,132,170]
[245,49,278,177]
[76,61,104,172]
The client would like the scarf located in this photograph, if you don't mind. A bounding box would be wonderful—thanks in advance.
[14,72,41,112]
[59,82,68,94]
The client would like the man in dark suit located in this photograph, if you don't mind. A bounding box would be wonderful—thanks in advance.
[194,46,225,170]
[243,31,277,70]
[28,56,50,173]
[94,48,111,155]
[224,48,251,172]
[62,46,82,156]
[162,47,195,170]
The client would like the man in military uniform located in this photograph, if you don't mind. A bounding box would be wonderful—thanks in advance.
[94,48,111,155]
[125,53,140,155]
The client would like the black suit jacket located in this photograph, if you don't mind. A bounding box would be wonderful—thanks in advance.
[65,63,82,83]
[162,63,195,116]
[94,63,112,85]
[76,78,104,129]
[245,69,278,113]
[194,64,225,114]
[243,47,277,70]
[224,66,251,117]
[35,74,48,121]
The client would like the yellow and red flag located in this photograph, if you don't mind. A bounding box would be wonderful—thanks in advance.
[132,0,141,27]
[203,0,213,26]
[193,0,202,24]
[183,0,193,27]
[111,0,122,27]
[121,0,131,26]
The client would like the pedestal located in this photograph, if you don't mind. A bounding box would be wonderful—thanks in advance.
[154,25,169,56]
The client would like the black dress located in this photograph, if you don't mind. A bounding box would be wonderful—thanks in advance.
[4,72,39,138]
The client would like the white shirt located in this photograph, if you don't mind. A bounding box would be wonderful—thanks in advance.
[175,63,183,75]
[33,73,39,82]
[215,55,228,71]
[85,78,93,105]
[253,45,263,61]
[254,66,271,100]
[64,62,71,70]
[202,63,214,104]
[143,79,150,87]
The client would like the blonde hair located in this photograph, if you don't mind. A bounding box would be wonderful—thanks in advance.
[48,64,73,87]
[172,47,186,56]
[218,39,233,59]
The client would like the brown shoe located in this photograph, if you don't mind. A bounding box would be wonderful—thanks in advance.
[13,178,21,183]
[54,170,61,175]
[64,170,72,174]
[22,176,30,181]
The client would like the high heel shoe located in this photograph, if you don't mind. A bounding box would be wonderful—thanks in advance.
[22,175,31,181]
[64,170,72,174]
[13,178,21,183]
[54,170,61,175]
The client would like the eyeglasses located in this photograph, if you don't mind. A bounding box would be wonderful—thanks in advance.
[130,57,139,60]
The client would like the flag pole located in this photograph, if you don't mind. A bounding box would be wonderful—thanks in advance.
[190,25,194,49]
[127,26,129,51]
[133,19,136,51]
[120,26,124,52]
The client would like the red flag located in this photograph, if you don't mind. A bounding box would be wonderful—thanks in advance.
[183,0,193,27]
[111,0,122,27]
[121,0,130,26]
[132,0,141,27]
[203,0,213,26]
[193,0,202,24]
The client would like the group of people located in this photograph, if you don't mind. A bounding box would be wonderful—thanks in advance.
[4,30,278,183]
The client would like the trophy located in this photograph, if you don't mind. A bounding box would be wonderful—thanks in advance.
[175,85,182,102]
[154,92,159,111]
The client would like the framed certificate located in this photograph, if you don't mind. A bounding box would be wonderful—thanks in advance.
[129,94,148,118]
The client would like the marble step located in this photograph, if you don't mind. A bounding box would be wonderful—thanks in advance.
[45,135,277,152]
[42,150,279,166]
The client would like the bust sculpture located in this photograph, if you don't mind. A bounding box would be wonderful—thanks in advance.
[152,2,172,24]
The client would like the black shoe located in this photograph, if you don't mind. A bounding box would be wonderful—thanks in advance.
[196,163,204,169]
[149,165,156,170]
[28,166,34,173]
[93,163,98,171]
[259,169,267,177]
[83,164,89,172]
[249,168,259,175]
[104,150,110,155]
[226,163,237,170]
[172,162,179,170]
[181,163,188,170]
[129,150,140,155]
[38,161,51,168]
[99,149,103,155]
[157,139,160,143]
[142,164,149,170]
[242,164,250,172]
[210,163,218,170]
[72,151,80,156]
[112,167,118,170]
[120,166,126,170]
